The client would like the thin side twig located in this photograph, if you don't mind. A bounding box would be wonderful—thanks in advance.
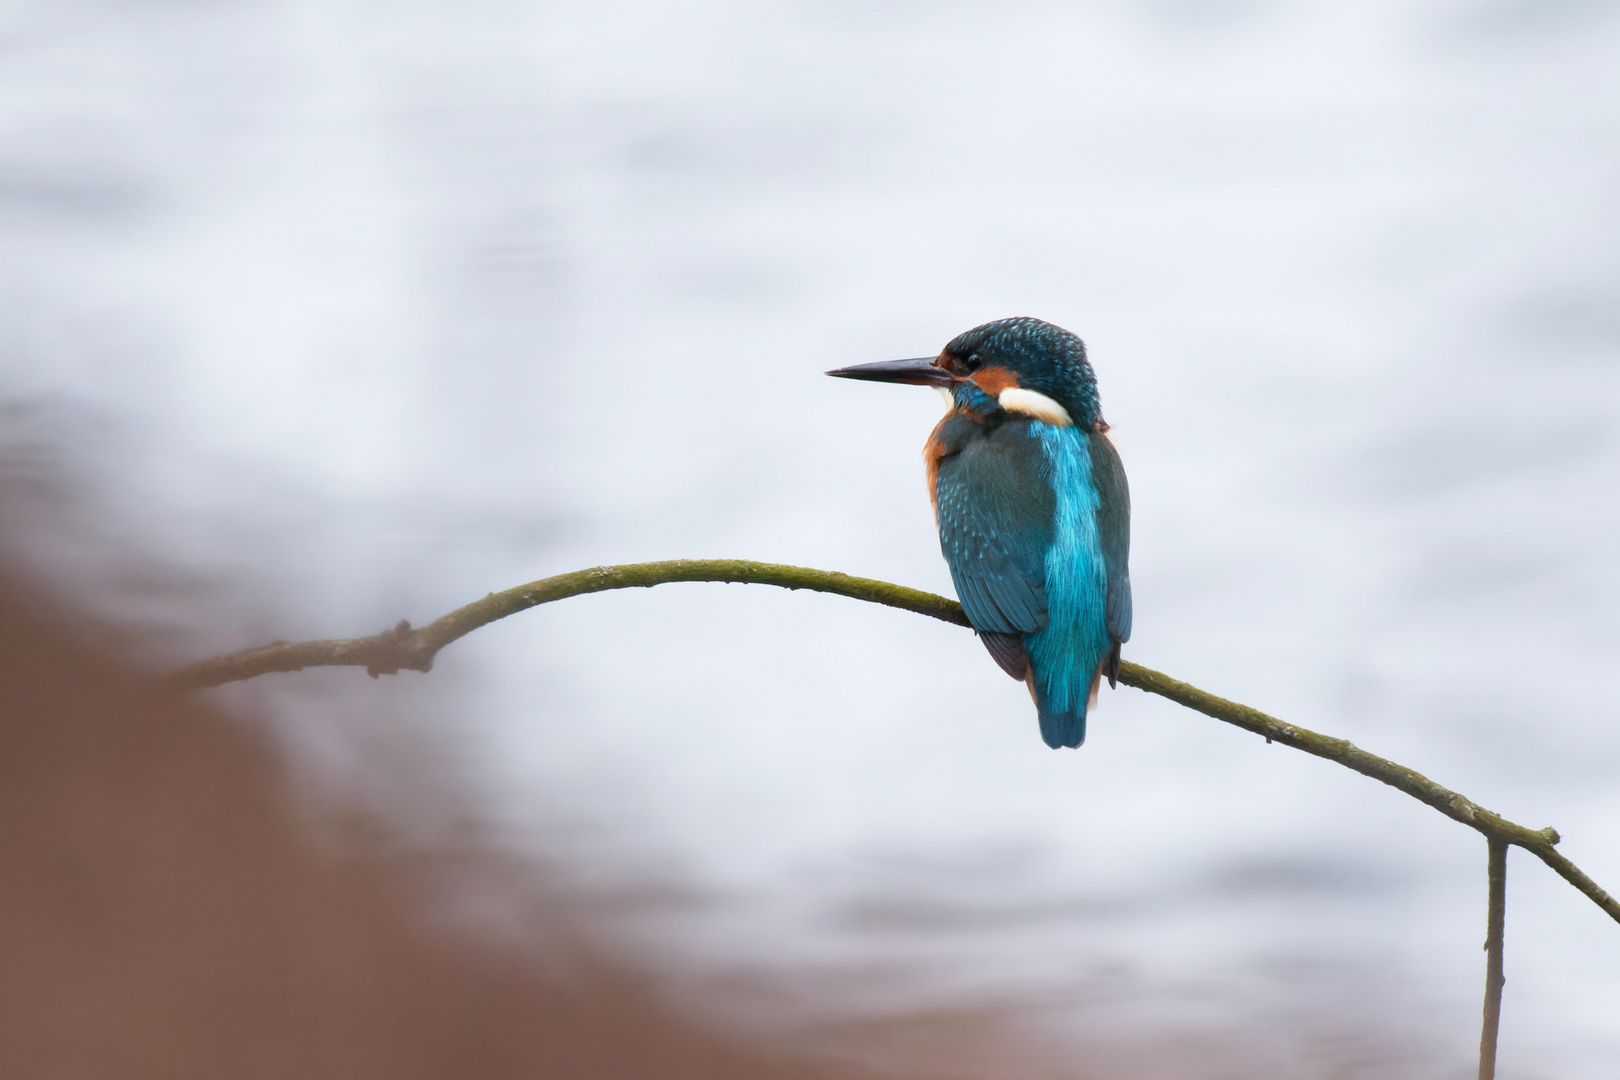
[168,558,1620,927]
[1479,838,1508,1080]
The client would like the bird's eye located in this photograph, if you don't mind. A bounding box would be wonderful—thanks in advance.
[965,353,982,372]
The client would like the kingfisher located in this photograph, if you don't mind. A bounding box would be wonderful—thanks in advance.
[827,317,1131,749]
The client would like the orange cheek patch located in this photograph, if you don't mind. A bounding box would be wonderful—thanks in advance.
[969,366,1020,395]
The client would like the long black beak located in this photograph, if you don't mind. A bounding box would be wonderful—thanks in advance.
[825,356,955,388]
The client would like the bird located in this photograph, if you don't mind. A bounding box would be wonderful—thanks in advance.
[827,317,1131,749]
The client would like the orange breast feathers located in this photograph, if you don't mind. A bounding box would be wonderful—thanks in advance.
[923,367,1026,515]
[923,413,950,516]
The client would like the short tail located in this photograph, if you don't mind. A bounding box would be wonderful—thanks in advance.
[1026,649,1115,750]
[1025,670,1089,749]
[1036,699,1087,749]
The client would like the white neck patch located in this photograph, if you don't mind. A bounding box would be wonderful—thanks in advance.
[998,387,1073,427]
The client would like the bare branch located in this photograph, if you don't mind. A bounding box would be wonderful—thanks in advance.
[168,558,1620,926]
[169,560,968,688]
[1479,839,1508,1080]
[1115,663,1620,924]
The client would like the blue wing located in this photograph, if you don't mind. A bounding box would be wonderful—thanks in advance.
[933,415,1055,642]
[1088,429,1132,649]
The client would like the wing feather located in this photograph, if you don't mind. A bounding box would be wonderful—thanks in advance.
[1088,430,1132,646]
[934,419,1054,637]
[978,631,1030,680]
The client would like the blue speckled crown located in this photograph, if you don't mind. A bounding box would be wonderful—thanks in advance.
[945,317,1101,427]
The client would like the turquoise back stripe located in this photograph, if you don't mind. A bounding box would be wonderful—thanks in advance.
[1026,425,1110,713]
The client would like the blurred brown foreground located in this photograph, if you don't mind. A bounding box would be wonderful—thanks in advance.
[0,515,1456,1080]
[0,561,926,1080]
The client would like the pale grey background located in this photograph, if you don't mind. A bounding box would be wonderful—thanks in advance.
[2,1,1618,1076]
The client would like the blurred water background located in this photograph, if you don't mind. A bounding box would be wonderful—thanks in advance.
[2,1,1618,1076]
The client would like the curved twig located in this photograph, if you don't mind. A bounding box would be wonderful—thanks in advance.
[169,558,1620,926]
[170,560,968,687]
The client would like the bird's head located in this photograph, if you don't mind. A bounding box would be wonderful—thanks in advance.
[827,317,1102,430]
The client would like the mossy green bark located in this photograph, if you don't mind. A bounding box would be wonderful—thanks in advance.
[170,558,1620,926]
